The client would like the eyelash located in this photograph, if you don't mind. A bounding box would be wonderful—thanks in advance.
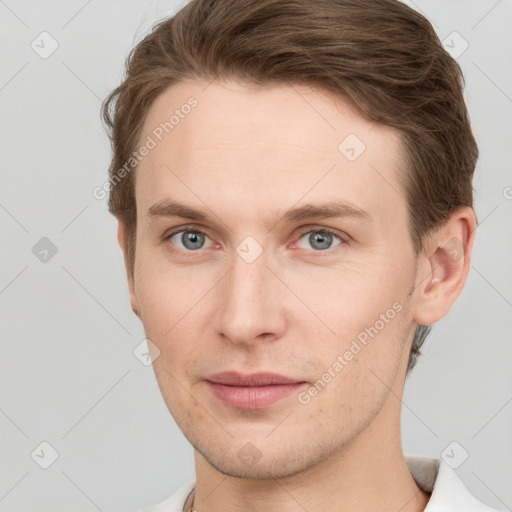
[163,225,348,256]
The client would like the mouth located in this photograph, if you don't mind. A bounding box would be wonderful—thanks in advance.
[204,371,308,410]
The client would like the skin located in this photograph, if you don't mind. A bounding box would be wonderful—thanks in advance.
[117,79,476,512]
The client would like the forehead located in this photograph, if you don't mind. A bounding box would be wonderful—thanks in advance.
[135,79,406,229]
[140,79,398,152]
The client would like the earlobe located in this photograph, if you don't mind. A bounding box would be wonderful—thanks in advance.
[117,220,141,319]
[413,207,476,326]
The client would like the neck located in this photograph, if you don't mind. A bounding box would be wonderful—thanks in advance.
[189,390,431,512]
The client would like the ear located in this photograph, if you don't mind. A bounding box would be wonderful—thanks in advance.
[413,207,477,326]
[117,219,140,319]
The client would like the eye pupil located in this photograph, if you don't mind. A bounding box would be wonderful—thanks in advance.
[309,232,333,250]
[182,231,204,250]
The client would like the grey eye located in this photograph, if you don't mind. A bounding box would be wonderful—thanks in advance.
[296,231,341,251]
[171,230,208,251]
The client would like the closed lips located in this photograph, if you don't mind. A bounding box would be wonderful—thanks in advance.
[205,371,305,386]
[204,372,308,410]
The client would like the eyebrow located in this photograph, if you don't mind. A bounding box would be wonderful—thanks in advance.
[146,199,371,227]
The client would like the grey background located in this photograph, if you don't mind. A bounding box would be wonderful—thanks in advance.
[0,0,511,510]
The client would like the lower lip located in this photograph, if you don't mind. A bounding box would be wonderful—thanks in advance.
[205,381,306,410]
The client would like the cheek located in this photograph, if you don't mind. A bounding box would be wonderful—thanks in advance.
[286,261,410,393]
[134,252,214,336]
[282,258,407,339]
[297,311,409,438]
[138,264,206,414]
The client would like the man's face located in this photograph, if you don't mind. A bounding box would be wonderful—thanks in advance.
[129,80,419,478]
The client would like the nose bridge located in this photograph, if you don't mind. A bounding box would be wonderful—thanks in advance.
[216,245,285,344]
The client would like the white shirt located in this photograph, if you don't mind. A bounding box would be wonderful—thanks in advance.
[140,455,503,511]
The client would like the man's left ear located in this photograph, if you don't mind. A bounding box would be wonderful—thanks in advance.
[413,206,477,326]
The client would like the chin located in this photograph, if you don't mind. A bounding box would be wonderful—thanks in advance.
[201,449,313,480]
[190,430,340,481]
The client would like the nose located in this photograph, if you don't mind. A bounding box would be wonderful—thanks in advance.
[215,247,287,346]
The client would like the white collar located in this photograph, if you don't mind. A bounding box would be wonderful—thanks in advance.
[406,455,500,511]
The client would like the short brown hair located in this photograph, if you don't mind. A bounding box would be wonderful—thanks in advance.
[102,0,478,373]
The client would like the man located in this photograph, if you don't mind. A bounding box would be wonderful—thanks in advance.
[102,0,501,510]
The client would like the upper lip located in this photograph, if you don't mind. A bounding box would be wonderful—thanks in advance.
[206,371,304,386]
